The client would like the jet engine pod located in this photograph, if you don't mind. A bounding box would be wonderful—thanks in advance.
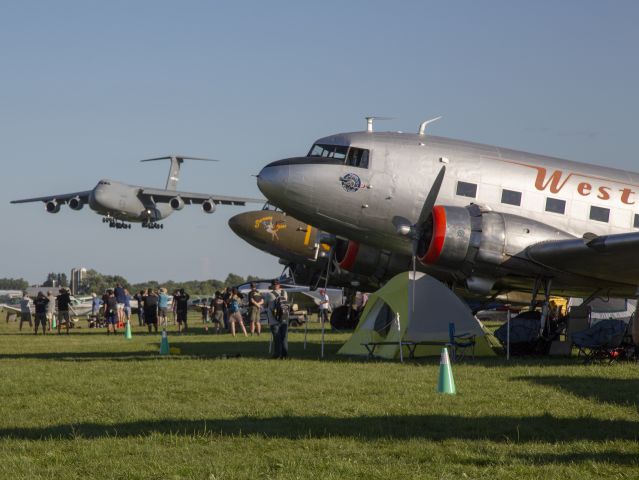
[169,196,185,211]
[45,200,61,213]
[334,239,410,278]
[68,196,84,210]
[202,199,216,214]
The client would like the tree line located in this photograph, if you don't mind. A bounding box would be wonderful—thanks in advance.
[0,271,263,296]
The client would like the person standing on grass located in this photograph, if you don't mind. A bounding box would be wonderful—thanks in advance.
[114,283,126,325]
[267,280,289,359]
[123,289,132,325]
[143,289,159,333]
[46,290,56,332]
[90,293,102,328]
[227,287,247,337]
[134,290,145,326]
[56,288,75,335]
[19,292,33,332]
[248,283,264,336]
[105,289,119,335]
[33,291,49,335]
[210,291,226,334]
[158,288,171,329]
[318,288,331,327]
[222,287,231,331]
[175,288,190,333]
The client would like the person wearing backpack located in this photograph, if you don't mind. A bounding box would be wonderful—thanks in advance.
[268,280,289,359]
[228,287,247,337]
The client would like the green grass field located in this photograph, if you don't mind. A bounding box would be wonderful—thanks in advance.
[0,310,637,479]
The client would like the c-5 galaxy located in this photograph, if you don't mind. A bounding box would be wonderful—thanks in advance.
[256,118,639,314]
[11,155,263,229]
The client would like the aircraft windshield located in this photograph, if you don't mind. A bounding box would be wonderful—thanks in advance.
[308,144,370,168]
[308,144,348,160]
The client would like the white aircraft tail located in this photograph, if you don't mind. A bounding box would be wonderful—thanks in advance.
[140,155,220,190]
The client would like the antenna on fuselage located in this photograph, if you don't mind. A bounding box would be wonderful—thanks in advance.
[418,116,442,135]
[140,155,220,191]
[364,116,394,133]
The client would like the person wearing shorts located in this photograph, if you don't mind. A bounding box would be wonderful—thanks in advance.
[158,288,171,328]
[247,283,263,336]
[228,287,247,337]
[210,291,226,334]
[46,291,56,332]
[56,288,75,335]
[105,290,118,335]
[33,291,49,335]
[175,289,190,333]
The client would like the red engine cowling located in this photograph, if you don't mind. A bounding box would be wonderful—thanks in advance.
[334,240,410,279]
[418,204,575,273]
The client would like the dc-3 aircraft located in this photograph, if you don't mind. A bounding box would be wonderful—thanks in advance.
[11,155,263,229]
[256,118,639,312]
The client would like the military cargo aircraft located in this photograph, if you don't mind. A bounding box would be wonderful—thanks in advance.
[256,118,639,309]
[11,155,263,229]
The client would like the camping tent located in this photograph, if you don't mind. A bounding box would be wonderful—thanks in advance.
[338,271,496,359]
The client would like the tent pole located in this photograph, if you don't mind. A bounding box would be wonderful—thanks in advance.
[304,315,308,350]
[506,309,511,361]
[397,313,403,363]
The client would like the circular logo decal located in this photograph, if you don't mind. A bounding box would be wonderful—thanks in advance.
[340,173,362,193]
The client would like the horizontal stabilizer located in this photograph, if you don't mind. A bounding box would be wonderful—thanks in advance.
[140,155,220,162]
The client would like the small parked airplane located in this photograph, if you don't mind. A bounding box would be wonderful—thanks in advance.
[11,155,263,229]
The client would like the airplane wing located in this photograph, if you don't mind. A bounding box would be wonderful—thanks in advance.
[139,188,264,206]
[10,191,92,204]
[526,231,639,286]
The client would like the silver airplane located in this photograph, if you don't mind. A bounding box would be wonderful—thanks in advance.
[256,118,639,304]
[11,155,263,229]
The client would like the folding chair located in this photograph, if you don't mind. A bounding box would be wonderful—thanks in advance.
[448,322,476,361]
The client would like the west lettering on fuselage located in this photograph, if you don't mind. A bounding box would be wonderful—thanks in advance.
[257,125,639,298]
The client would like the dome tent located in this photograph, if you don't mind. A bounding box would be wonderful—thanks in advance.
[338,272,497,359]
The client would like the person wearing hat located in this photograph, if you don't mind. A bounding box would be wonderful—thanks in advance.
[247,282,264,336]
[318,288,331,327]
[267,280,289,358]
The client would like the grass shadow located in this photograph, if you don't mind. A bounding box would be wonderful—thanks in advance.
[514,376,639,408]
[0,414,637,446]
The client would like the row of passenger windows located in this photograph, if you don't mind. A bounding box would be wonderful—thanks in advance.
[455,180,639,227]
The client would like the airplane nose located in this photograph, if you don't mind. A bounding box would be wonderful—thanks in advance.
[228,213,250,238]
[257,162,289,206]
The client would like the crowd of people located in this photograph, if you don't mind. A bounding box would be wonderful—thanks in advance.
[12,280,337,360]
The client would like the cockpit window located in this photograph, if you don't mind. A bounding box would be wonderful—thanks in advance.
[98,181,111,186]
[308,144,370,168]
[308,144,348,160]
[346,148,369,168]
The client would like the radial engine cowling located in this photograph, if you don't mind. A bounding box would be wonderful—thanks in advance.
[202,199,216,214]
[417,205,575,274]
[45,200,61,213]
[334,239,410,279]
[68,196,84,210]
[169,196,185,211]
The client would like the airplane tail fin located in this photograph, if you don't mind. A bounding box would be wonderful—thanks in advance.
[140,155,220,190]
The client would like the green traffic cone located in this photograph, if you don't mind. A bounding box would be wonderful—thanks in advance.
[124,320,132,339]
[437,347,456,395]
[159,329,170,355]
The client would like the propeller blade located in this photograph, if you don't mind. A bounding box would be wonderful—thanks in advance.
[416,165,446,229]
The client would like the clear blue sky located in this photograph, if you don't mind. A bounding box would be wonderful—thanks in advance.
[1,1,638,284]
